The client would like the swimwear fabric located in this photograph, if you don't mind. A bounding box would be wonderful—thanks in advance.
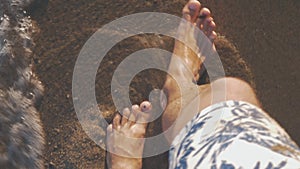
[169,101,300,169]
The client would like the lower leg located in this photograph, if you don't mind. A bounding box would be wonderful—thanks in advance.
[197,77,260,109]
[163,77,261,143]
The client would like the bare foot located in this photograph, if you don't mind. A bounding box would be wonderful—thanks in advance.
[162,0,217,140]
[106,101,152,169]
[170,0,217,83]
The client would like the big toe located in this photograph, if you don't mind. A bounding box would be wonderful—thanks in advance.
[134,101,152,124]
[112,114,121,130]
[140,101,152,113]
[182,0,201,23]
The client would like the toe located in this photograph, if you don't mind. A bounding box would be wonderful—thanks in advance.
[182,0,201,23]
[196,6,217,42]
[107,124,113,134]
[140,101,152,113]
[199,7,211,17]
[127,101,153,135]
[203,17,213,33]
[197,7,211,27]
[207,20,216,40]
[210,31,217,41]
[130,104,140,123]
[113,114,121,130]
[121,108,130,126]
[137,101,152,124]
[208,20,216,33]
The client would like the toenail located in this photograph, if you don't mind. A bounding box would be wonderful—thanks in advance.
[142,105,149,112]
[140,101,152,112]
[188,3,198,11]
[141,104,148,111]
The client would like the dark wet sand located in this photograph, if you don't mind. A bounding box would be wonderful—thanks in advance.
[32,0,299,168]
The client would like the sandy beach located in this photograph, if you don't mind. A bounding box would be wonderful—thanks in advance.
[31,0,299,168]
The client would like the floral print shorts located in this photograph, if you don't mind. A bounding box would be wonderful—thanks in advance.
[169,101,300,169]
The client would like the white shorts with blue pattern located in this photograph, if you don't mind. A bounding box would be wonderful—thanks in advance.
[169,101,300,169]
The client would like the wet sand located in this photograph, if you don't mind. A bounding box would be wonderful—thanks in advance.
[31,0,299,168]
